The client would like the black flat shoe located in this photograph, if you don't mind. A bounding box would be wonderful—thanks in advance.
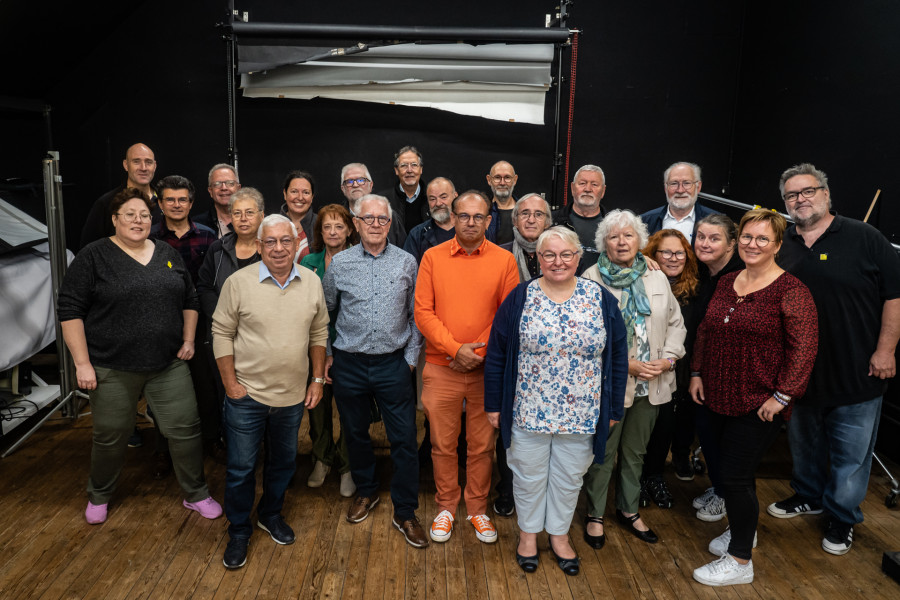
[616,509,658,544]
[516,552,539,573]
[550,547,580,576]
[583,515,605,549]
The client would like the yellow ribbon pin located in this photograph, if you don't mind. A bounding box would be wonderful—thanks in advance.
[167,260,172,268]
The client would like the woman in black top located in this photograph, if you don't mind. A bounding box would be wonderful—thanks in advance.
[59,188,222,525]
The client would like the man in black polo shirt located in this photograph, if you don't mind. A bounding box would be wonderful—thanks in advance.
[767,163,900,556]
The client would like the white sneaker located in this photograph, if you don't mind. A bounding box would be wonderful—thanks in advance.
[307,461,330,488]
[693,555,754,586]
[692,487,717,510]
[696,494,727,522]
[339,471,356,498]
[708,526,757,556]
[430,510,454,542]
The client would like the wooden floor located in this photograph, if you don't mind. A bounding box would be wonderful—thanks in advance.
[1,406,898,600]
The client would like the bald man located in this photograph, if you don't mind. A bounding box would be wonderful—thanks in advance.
[485,161,518,245]
[80,143,160,248]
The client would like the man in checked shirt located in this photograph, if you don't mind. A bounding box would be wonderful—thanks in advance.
[322,193,428,549]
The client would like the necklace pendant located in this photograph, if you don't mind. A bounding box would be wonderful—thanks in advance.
[723,315,730,323]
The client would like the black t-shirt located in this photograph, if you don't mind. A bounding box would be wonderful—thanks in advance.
[495,208,514,246]
[778,213,900,406]
[569,210,603,268]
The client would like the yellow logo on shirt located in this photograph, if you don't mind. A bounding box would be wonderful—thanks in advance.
[819,254,828,261]
[167,261,173,268]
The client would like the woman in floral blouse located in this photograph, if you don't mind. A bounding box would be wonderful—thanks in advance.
[690,209,817,587]
[485,226,628,576]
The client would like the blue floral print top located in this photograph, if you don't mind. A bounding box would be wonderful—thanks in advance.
[513,278,607,434]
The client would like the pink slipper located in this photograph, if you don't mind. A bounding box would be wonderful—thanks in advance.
[183,497,223,519]
[85,501,108,524]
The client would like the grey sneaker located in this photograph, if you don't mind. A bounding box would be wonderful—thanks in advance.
[692,487,717,510]
[340,471,356,498]
[822,520,853,555]
[708,526,757,556]
[693,555,754,586]
[766,494,823,519]
[696,494,726,522]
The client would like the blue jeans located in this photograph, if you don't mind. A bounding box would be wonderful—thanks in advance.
[788,396,882,525]
[224,394,303,539]
[331,348,419,519]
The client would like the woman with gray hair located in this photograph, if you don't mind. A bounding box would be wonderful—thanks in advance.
[485,226,628,576]
[581,209,686,547]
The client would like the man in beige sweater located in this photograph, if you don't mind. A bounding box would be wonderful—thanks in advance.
[212,214,329,570]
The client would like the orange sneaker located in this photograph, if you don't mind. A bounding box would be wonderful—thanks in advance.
[431,510,454,542]
[467,514,498,543]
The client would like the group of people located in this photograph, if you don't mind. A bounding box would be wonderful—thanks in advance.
[58,144,899,586]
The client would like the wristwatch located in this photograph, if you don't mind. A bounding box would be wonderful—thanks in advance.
[311,377,327,385]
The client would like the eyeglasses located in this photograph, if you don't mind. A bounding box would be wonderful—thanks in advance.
[783,186,824,203]
[491,174,515,183]
[211,180,239,189]
[739,234,772,247]
[342,177,370,187]
[666,180,697,191]
[538,250,577,263]
[162,197,190,205]
[657,249,686,260]
[517,210,547,221]
[231,209,258,220]
[261,236,295,250]
[454,212,487,224]
[355,215,391,226]
[397,162,420,170]
[116,212,152,222]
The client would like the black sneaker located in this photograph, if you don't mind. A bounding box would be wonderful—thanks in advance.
[645,476,674,509]
[639,477,652,508]
[258,516,295,545]
[223,537,249,569]
[673,454,695,481]
[493,493,515,517]
[766,494,823,519]
[822,519,853,555]
[127,427,143,448]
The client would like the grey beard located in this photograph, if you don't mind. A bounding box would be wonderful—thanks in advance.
[432,207,451,224]
[494,188,513,201]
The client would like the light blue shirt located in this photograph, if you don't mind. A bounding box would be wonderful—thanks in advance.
[400,182,421,203]
[258,262,301,290]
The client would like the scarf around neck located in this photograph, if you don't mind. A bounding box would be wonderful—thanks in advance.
[511,228,539,282]
[596,251,651,346]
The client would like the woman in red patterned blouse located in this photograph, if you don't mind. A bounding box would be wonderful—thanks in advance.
[689,209,817,587]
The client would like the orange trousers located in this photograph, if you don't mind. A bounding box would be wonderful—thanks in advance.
[421,362,496,516]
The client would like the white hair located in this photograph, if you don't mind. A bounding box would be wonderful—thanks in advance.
[663,161,702,183]
[536,225,583,255]
[351,194,393,220]
[594,209,649,250]
[257,214,297,240]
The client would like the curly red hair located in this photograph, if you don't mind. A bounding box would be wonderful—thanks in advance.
[643,229,699,304]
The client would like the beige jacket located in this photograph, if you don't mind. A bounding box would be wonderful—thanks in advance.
[582,265,686,408]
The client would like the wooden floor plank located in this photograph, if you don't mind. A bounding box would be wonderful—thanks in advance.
[1,411,898,599]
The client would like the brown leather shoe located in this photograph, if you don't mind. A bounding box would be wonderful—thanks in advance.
[346,495,380,523]
[393,515,429,548]
[152,452,171,480]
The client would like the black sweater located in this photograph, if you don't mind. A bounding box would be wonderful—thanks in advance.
[58,238,199,371]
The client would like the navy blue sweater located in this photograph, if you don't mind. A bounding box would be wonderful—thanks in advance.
[484,276,628,464]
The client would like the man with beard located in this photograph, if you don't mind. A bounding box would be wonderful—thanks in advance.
[80,142,159,248]
[403,177,457,264]
[195,164,242,239]
[485,161,518,245]
[641,162,718,243]
[339,162,406,246]
[767,163,900,556]
[553,164,609,271]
